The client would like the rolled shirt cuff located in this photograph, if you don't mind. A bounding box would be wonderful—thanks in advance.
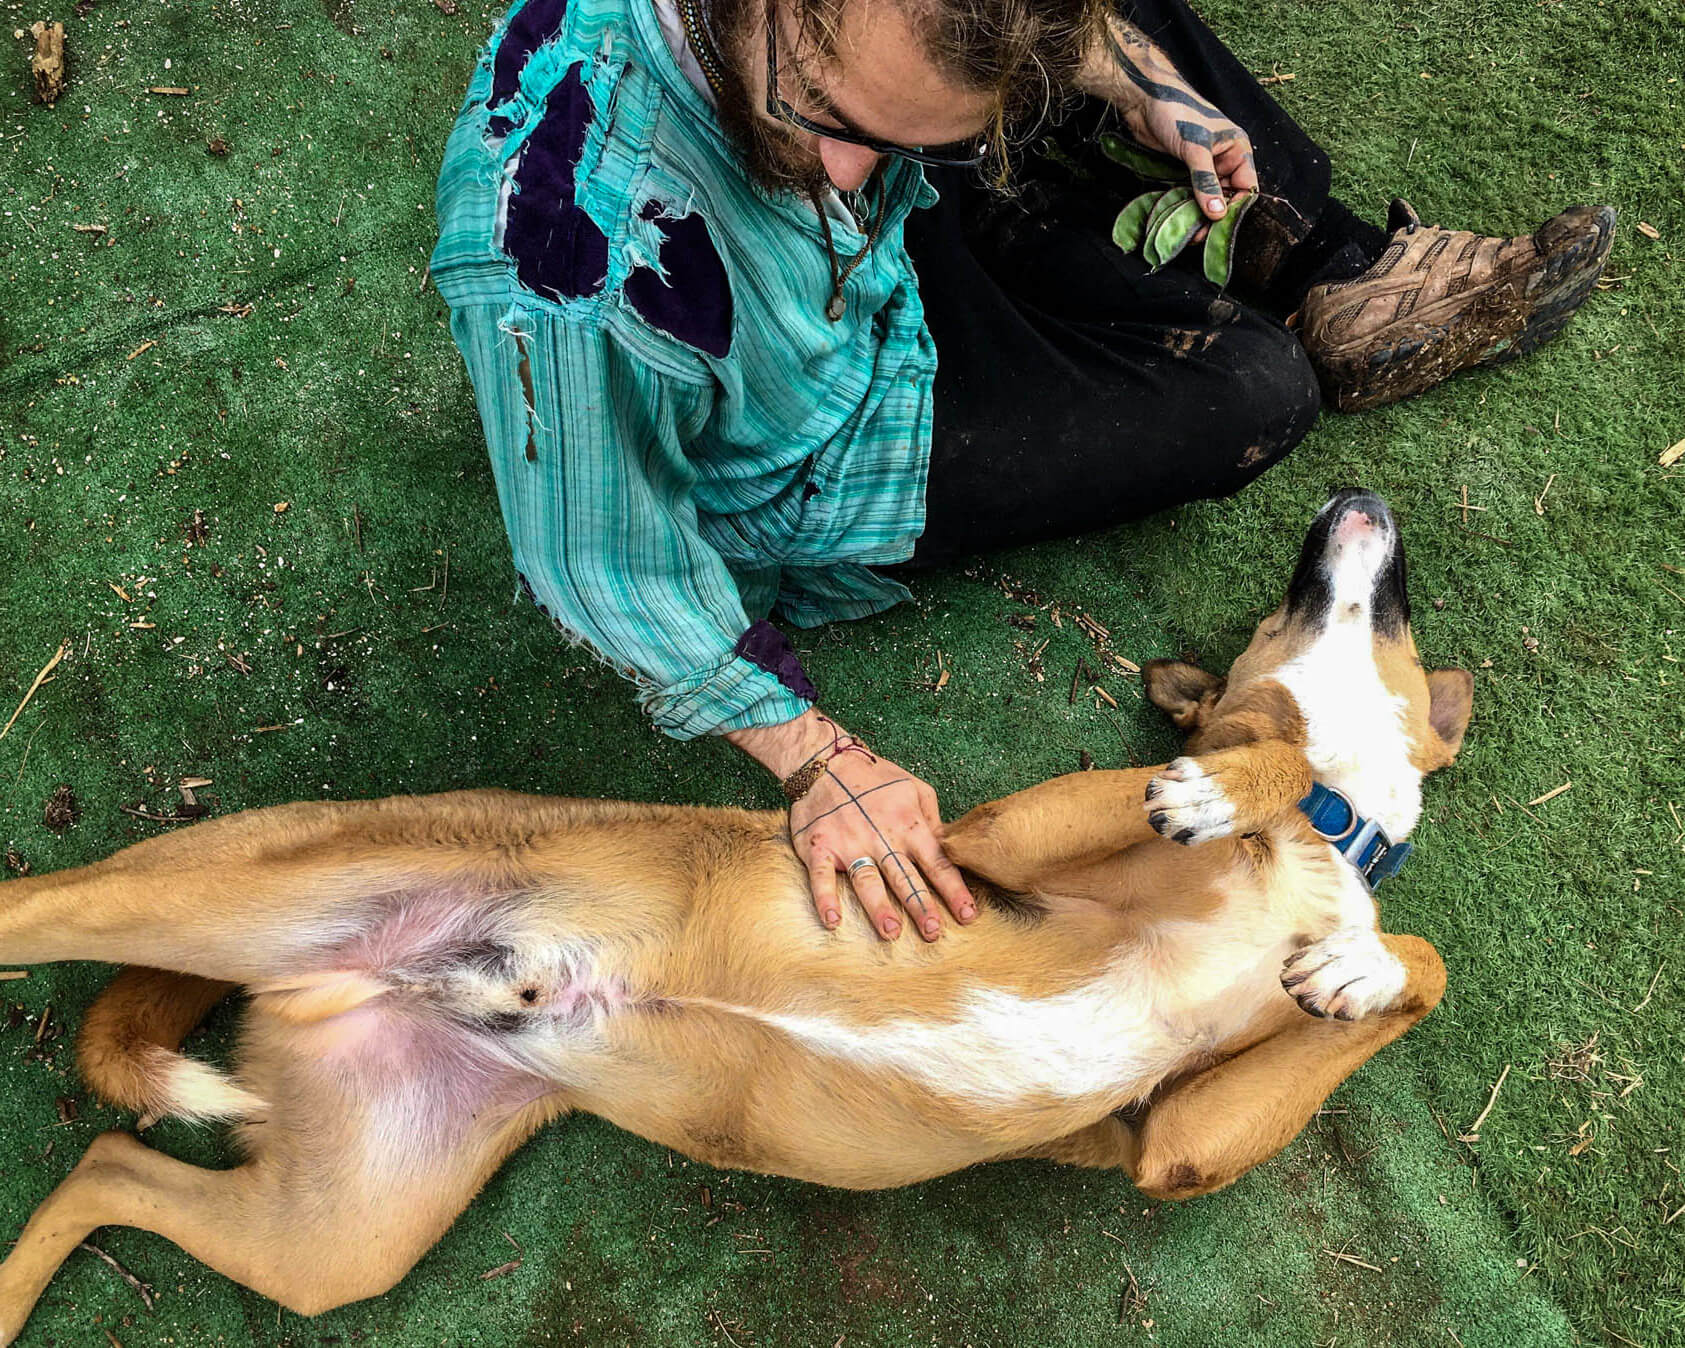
[643,637,816,740]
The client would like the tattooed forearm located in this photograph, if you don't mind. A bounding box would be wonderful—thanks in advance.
[1086,13,1221,120]
[1078,8,1258,207]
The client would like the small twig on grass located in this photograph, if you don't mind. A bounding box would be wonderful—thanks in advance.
[118,804,195,825]
[1631,961,1666,1014]
[1322,1248,1382,1272]
[1116,1257,1148,1322]
[78,1241,156,1310]
[2,643,67,740]
[479,1230,524,1281]
[125,340,157,361]
[1459,1063,1511,1141]
[1,971,29,982]
[33,1004,52,1045]
[1526,781,1573,808]
[1574,978,1622,1010]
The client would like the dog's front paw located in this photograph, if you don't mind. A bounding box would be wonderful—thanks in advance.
[1280,928,1406,1021]
[1145,756,1235,845]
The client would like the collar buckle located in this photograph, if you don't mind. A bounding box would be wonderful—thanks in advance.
[1297,782,1413,890]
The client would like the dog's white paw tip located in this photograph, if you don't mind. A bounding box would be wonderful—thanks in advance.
[1145,758,1234,845]
[1281,928,1406,1021]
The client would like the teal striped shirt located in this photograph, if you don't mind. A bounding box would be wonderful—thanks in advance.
[431,0,938,739]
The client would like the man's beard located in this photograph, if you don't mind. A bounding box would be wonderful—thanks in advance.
[703,0,834,200]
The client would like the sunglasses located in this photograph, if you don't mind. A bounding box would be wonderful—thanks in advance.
[762,14,990,169]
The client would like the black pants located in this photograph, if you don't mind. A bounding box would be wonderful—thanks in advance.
[903,0,1388,564]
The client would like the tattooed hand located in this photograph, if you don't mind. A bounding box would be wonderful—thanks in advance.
[727,709,978,941]
[1079,13,1258,221]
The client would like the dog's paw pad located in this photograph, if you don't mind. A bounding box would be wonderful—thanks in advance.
[1281,928,1406,1020]
[1145,757,1234,845]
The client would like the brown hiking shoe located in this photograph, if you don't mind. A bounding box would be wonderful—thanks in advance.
[1298,200,1616,412]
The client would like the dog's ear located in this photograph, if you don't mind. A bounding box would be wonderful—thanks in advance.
[1423,667,1474,766]
[1143,659,1226,730]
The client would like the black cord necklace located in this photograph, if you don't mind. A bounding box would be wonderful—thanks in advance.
[672,0,880,321]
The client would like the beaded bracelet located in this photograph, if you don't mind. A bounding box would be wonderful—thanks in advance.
[781,757,830,803]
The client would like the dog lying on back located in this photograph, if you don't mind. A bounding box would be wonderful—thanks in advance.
[0,488,1470,1336]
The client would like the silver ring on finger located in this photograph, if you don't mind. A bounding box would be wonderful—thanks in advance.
[847,856,878,877]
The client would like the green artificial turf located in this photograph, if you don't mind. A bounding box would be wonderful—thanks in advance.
[2,0,1681,1343]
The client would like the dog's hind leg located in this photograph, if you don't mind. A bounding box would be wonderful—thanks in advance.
[0,1133,266,1346]
[1129,933,1445,1201]
[0,790,571,977]
[0,1092,568,1344]
[1006,1114,1142,1174]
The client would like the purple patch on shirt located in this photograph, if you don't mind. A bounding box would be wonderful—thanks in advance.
[501,62,609,302]
[489,0,571,113]
[624,201,733,358]
[733,621,818,701]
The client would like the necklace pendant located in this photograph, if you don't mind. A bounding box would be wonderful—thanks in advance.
[825,294,847,321]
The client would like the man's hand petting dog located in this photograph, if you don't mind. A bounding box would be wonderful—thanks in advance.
[791,746,977,941]
[727,709,977,940]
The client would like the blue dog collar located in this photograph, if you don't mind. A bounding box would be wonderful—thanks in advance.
[1298,782,1413,889]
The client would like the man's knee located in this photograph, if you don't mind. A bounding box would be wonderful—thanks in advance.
[1206,320,1321,489]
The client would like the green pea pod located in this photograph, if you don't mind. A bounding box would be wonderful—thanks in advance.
[1141,186,1193,252]
[1111,191,1163,252]
[1141,187,1194,266]
[1146,198,1204,269]
[1097,133,1185,182]
[1202,190,1257,288]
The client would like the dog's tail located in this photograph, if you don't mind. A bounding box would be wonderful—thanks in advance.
[77,966,267,1123]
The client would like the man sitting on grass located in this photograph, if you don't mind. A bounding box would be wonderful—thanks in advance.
[431,0,1612,942]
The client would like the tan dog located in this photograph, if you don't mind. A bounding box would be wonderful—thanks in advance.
[0,489,1470,1339]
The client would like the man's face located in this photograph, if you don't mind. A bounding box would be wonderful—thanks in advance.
[711,0,999,195]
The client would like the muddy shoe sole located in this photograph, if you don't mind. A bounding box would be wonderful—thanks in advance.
[1305,204,1616,413]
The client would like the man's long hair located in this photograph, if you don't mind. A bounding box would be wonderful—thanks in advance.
[705,0,1107,191]
[790,0,1108,178]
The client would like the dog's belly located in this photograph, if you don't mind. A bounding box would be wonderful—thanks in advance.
[252,856,1359,1186]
